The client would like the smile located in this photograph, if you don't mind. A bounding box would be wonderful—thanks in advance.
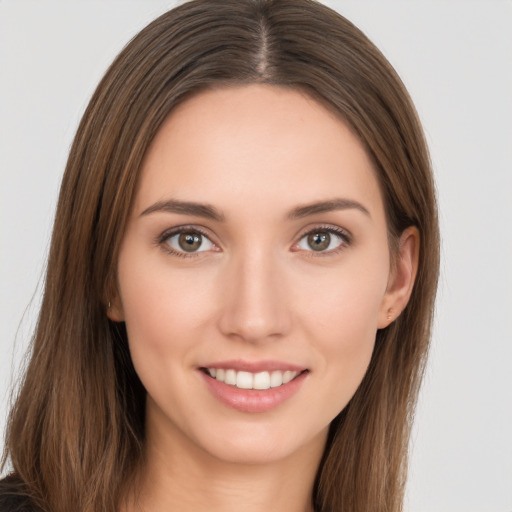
[199,360,309,412]
[205,368,301,390]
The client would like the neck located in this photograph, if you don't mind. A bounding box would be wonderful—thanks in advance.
[123,411,326,512]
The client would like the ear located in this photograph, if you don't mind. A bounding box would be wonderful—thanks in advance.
[377,226,420,328]
[107,295,125,322]
[105,278,125,322]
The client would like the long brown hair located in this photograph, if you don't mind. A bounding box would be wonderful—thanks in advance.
[2,1,439,511]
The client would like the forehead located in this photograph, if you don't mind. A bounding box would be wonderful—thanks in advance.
[135,84,385,223]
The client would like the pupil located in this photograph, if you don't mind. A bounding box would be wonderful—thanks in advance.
[308,232,330,251]
[178,232,202,252]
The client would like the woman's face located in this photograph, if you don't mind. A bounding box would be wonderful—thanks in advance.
[112,85,404,466]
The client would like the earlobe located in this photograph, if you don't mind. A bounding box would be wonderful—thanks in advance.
[105,274,125,322]
[106,296,125,322]
[378,226,420,329]
[107,300,124,322]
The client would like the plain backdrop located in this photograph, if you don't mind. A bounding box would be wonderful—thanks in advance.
[1,1,511,511]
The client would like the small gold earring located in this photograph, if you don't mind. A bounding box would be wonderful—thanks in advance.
[107,301,111,310]
[386,308,393,322]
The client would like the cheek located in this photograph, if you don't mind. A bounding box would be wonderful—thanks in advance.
[116,262,223,425]
[116,253,216,368]
[297,262,388,405]
[300,257,387,340]
[319,289,379,368]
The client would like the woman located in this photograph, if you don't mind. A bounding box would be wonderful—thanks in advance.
[0,1,439,511]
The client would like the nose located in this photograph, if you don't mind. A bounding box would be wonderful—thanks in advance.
[217,248,292,344]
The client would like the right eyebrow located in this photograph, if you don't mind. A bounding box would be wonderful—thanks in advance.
[287,198,371,220]
[139,199,225,222]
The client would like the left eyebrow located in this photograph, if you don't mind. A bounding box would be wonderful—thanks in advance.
[287,198,371,220]
[139,199,225,222]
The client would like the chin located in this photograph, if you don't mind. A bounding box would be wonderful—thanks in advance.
[189,419,330,467]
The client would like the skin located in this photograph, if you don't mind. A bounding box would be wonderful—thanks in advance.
[110,84,418,512]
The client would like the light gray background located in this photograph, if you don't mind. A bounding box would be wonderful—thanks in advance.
[1,1,511,510]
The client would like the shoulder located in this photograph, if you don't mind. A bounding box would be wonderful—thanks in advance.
[0,475,39,512]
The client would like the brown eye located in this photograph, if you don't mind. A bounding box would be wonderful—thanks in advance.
[307,232,331,251]
[295,228,348,253]
[178,232,202,252]
[164,230,215,254]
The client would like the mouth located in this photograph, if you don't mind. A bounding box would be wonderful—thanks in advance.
[201,367,308,390]
[198,361,309,412]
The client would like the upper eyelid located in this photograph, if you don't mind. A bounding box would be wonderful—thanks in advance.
[156,223,352,250]
[295,223,352,242]
[158,224,215,243]
[157,226,218,257]
[291,226,352,258]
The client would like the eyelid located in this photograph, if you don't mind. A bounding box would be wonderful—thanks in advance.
[155,223,352,258]
[156,225,220,257]
[292,224,352,254]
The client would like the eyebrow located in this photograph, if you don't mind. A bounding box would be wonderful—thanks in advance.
[140,197,370,222]
[140,199,225,222]
[287,198,371,219]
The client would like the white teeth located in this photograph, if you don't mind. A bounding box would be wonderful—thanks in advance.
[236,371,253,389]
[282,370,295,384]
[269,370,283,388]
[253,371,270,390]
[207,368,300,389]
[225,369,237,386]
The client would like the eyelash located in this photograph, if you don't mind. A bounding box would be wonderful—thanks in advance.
[156,224,352,258]
[294,225,352,257]
[157,225,215,258]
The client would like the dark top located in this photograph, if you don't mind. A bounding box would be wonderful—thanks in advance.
[0,475,38,512]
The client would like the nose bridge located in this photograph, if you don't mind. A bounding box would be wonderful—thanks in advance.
[218,244,290,343]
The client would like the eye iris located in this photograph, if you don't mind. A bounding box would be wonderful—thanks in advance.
[178,232,202,252]
[307,232,330,251]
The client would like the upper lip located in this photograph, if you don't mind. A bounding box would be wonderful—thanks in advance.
[199,359,307,373]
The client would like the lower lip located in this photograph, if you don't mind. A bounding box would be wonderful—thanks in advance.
[200,371,308,413]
